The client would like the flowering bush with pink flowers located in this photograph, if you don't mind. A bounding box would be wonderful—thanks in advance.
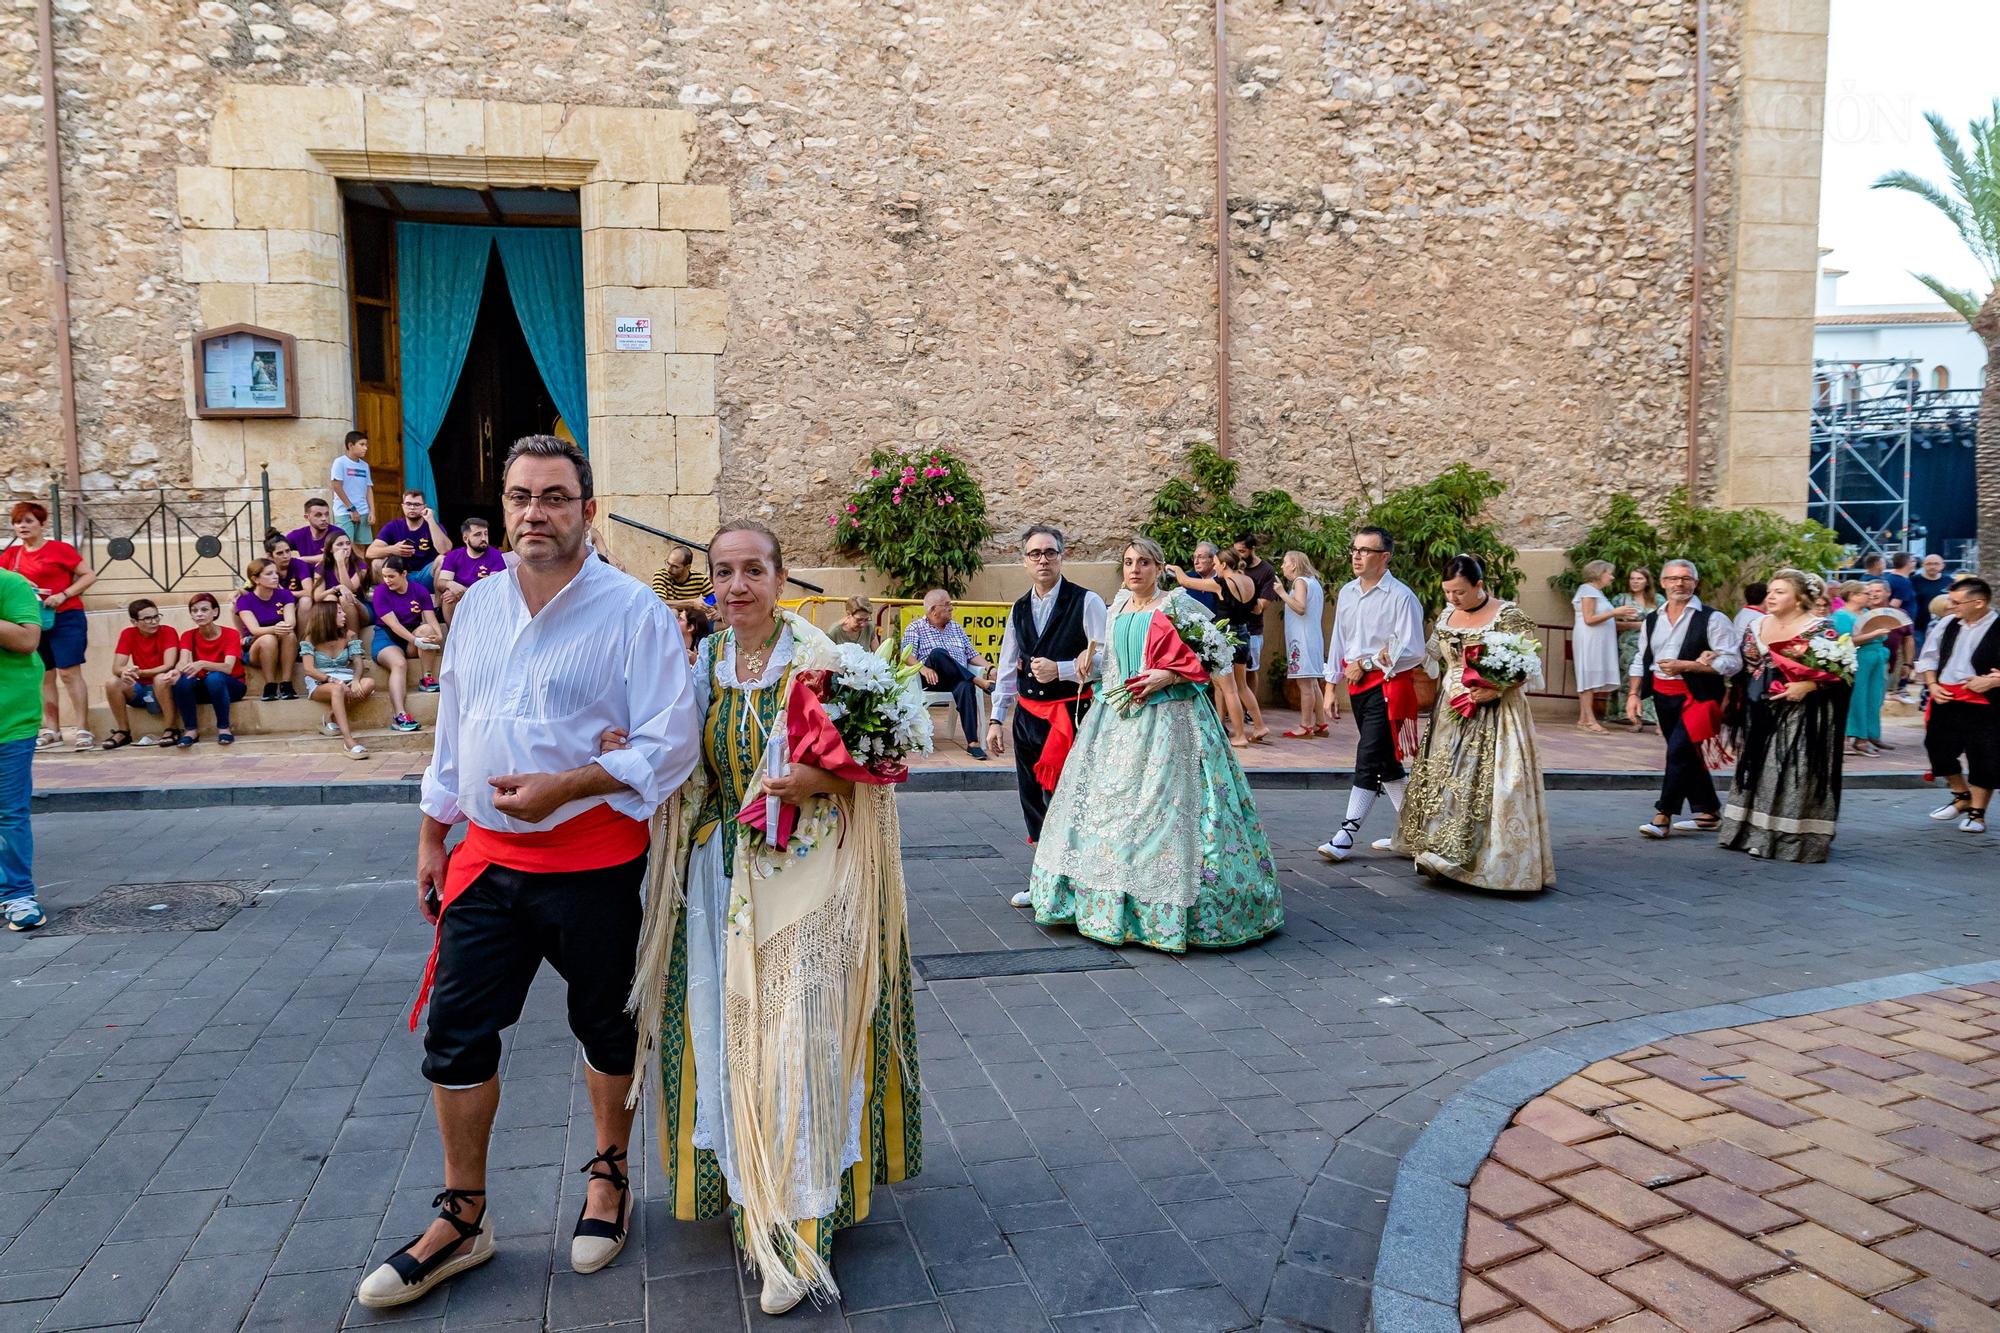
[829,447,992,597]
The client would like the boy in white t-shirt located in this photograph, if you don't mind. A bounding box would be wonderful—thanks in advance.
[331,431,374,542]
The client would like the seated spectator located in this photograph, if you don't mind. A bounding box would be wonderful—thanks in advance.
[435,516,507,621]
[166,592,246,746]
[101,599,181,749]
[311,530,374,637]
[299,600,376,760]
[651,543,714,605]
[829,595,877,648]
[901,589,992,758]
[284,496,336,561]
[370,557,443,734]
[235,558,301,701]
[368,490,451,588]
[264,532,311,596]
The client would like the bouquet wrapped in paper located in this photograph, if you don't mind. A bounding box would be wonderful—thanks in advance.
[1100,593,1236,715]
[1451,630,1542,718]
[738,635,933,851]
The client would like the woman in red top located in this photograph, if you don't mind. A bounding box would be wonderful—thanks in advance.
[162,592,247,747]
[1,502,97,750]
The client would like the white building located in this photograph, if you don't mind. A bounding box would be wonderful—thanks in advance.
[1814,250,1988,397]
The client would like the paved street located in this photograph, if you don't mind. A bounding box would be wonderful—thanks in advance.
[1,790,1994,1332]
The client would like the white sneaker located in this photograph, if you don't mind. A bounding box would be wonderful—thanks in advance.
[1010,889,1033,908]
[1316,840,1351,863]
[1931,800,1969,821]
[1961,814,1988,834]
[1371,837,1395,852]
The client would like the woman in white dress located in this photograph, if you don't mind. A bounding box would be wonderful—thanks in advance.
[1277,551,1329,738]
[1570,559,1630,733]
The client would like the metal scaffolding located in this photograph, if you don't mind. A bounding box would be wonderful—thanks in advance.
[1808,357,1980,559]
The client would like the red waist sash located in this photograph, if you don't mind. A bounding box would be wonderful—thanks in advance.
[1351,668,1418,722]
[407,802,650,1030]
[1652,675,1721,743]
[1017,689,1092,793]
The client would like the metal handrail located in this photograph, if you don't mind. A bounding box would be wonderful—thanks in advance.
[6,469,276,594]
[607,511,825,594]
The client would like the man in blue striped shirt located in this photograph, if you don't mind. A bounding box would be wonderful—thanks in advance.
[902,589,993,758]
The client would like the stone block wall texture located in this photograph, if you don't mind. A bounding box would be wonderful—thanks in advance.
[4,0,1818,558]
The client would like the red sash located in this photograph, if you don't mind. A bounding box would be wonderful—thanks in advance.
[407,803,650,1030]
[1652,675,1720,744]
[1017,690,1092,793]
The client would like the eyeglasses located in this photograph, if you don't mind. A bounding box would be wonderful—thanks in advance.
[136,615,161,623]
[1350,546,1387,556]
[501,490,580,513]
[1024,548,1062,561]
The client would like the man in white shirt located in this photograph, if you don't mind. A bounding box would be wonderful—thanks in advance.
[985,525,1108,901]
[1627,558,1742,838]
[359,436,699,1311]
[1317,526,1426,862]
[1915,576,2000,833]
[1732,581,1768,645]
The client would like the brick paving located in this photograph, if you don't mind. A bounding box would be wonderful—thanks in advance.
[0,788,1993,1331]
[1460,989,2000,1331]
[25,707,1932,792]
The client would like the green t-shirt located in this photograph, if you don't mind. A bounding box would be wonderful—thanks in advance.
[0,569,45,743]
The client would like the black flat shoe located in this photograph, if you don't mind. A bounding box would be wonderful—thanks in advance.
[356,1188,491,1309]
[571,1146,630,1274]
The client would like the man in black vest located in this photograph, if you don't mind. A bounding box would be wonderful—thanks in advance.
[1915,576,2000,833]
[987,525,1108,902]
[1626,558,1742,839]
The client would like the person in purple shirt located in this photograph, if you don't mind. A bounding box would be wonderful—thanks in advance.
[436,516,508,622]
[285,497,336,561]
[263,532,311,596]
[369,490,453,589]
[235,557,301,701]
[371,556,444,733]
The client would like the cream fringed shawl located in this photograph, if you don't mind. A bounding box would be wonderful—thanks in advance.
[626,611,914,1299]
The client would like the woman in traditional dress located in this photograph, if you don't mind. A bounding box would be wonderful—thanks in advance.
[1606,566,1659,727]
[1276,551,1330,738]
[1030,538,1283,951]
[623,521,920,1316]
[1394,555,1555,893]
[1832,579,1895,757]
[1570,560,1630,733]
[1718,569,1848,863]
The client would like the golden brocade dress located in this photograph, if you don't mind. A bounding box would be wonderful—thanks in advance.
[1395,602,1555,893]
[642,625,921,1296]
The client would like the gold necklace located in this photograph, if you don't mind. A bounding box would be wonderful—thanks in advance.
[737,620,783,681]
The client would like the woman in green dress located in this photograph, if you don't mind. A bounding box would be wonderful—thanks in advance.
[1606,566,1659,727]
[1028,538,1283,951]
[625,521,920,1316]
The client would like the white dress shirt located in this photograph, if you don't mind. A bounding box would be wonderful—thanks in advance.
[1326,570,1426,679]
[1731,606,1766,644]
[420,555,701,832]
[1628,597,1744,680]
[991,578,1108,725]
[1916,610,1998,684]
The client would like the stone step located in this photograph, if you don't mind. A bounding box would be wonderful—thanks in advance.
[84,679,440,741]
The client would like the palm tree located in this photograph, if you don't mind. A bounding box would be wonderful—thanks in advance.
[1873,102,2000,570]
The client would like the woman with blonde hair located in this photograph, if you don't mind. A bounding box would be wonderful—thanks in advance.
[828,594,876,648]
[1718,568,1848,862]
[1031,537,1282,949]
[1570,559,1633,733]
[1276,551,1330,737]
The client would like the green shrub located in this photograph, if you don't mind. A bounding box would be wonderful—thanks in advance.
[1553,489,1846,607]
[829,447,993,597]
[1363,463,1520,615]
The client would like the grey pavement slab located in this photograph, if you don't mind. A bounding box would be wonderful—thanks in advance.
[2,790,1996,1330]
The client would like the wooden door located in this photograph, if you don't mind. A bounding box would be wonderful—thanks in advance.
[346,203,403,516]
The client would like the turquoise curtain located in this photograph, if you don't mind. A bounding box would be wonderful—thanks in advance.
[493,229,590,453]
[396,223,493,507]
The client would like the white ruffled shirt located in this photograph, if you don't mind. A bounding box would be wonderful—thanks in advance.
[419,555,700,831]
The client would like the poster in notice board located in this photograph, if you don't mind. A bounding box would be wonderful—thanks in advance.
[194,325,299,419]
